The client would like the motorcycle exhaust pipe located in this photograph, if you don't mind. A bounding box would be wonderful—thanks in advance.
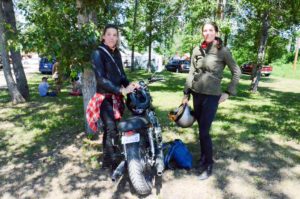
[155,156,164,176]
[111,161,125,182]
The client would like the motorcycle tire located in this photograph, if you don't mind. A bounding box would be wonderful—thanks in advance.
[126,142,153,195]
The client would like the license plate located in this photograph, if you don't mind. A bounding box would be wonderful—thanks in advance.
[121,133,140,144]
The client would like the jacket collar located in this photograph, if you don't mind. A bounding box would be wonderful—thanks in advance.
[100,43,119,54]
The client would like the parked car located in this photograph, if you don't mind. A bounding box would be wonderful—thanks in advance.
[240,62,273,77]
[39,57,56,74]
[165,59,190,73]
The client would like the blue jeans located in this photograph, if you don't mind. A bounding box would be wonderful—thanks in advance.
[47,92,57,97]
[192,92,220,165]
[41,92,57,97]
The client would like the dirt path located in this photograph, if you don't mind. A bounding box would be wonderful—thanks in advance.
[1,131,299,199]
[1,76,300,199]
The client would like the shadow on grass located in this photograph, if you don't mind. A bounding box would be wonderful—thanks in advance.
[0,78,159,198]
[153,71,300,198]
[0,70,299,198]
[0,81,117,198]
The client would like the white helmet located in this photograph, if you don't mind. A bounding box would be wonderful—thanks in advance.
[168,104,195,128]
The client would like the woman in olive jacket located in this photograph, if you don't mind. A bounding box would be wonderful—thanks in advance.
[182,21,241,180]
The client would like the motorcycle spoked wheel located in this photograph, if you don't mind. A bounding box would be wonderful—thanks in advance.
[126,141,154,195]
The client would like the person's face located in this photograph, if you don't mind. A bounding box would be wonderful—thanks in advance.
[102,28,118,49]
[202,24,217,43]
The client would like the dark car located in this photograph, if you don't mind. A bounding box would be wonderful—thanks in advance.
[241,62,273,77]
[165,59,190,73]
[39,57,55,74]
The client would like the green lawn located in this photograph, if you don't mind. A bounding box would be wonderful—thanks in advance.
[0,68,299,198]
[271,62,300,79]
[0,69,299,161]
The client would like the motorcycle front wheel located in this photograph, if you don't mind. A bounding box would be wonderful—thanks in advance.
[126,142,154,195]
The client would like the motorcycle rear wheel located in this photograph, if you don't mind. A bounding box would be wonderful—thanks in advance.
[126,142,154,195]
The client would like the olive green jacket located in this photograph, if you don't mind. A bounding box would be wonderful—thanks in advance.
[184,42,241,96]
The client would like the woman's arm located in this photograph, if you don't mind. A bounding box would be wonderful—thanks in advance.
[224,47,241,96]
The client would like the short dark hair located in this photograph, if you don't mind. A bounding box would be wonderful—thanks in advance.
[202,21,219,32]
[42,77,48,81]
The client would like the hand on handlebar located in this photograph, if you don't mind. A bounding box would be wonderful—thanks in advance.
[130,82,140,89]
[120,82,140,95]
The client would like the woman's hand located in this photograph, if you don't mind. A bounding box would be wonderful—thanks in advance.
[120,82,140,95]
[130,82,140,89]
[218,92,229,103]
[182,95,189,104]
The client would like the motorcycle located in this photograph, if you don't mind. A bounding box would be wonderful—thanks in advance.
[111,76,164,195]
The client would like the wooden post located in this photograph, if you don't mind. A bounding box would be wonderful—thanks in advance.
[293,37,300,73]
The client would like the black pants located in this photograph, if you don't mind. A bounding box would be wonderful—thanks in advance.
[100,97,118,164]
[192,92,220,165]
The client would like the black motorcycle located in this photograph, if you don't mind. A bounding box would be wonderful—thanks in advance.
[111,76,164,195]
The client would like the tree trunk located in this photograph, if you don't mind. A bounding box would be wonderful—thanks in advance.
[76,0,97,134]
[131,0,138,71]
[217,0,228,46]
[250,11,270,92]
[2,0,29,100]
[0,3,25,104]
[147,33,152,73]
[217,0,225,20]
[224,34,228,46]
[147,18,152,73]
[82,68,96,132]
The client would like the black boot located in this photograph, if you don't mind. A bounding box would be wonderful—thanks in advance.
[199,164,213,180]
[101,144,114,170]
[101,153,112,169]
[198,155,207,173]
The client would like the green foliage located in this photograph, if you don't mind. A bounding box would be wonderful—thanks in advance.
[266,35,289,63]
[233,0,300,64]
[271,62,300,79]
[15,0,300,75]
[123,0,181,56]
[18,0,124,78]
[176,0,213,56]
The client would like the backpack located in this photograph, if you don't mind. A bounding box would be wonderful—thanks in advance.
[163,139,193,170]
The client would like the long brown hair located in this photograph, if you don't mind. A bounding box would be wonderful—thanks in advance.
[101,24,121,48]
[201,21,219,33]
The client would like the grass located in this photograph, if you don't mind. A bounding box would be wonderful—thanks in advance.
[0,69,299,160]
[0,73,85,163]
[0,68,300,198]
[271,62,300,79]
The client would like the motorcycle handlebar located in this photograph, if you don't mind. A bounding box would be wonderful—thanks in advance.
[147,75,165,84]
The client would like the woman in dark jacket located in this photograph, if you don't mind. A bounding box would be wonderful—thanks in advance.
[91,24,137,169]
[182,21,241,180]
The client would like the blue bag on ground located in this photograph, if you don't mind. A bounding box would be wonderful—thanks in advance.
[163,139,193,169]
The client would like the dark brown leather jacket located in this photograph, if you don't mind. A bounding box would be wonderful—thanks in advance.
[91,43,129,94]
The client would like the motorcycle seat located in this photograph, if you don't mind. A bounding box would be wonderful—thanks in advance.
[118,116,150,132]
